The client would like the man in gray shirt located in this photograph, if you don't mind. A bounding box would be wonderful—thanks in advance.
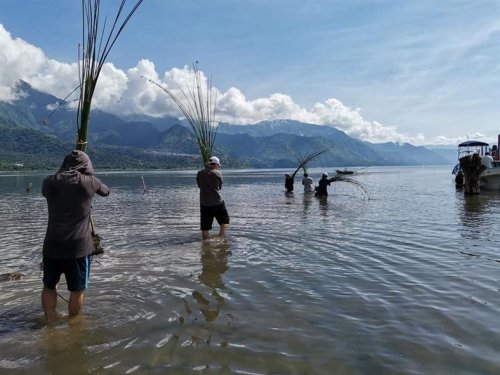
[196,156,230,240]
[41,150,110,323]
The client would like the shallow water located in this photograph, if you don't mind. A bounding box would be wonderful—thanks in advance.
[0,166,499,374]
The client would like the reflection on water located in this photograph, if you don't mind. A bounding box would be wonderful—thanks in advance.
[302,192,314,216]
[192,240,230,323]
[0,166,499,374]
[459,194,486,233]
[42,321,89,375]
[457,191,499,263]
[460,191,497,218]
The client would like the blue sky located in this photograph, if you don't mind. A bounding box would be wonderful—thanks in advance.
[0,0,499,146]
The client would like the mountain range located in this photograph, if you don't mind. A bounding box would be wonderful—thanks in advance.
[0,81,454,170]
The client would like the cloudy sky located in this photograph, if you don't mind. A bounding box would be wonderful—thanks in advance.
[0,0,499,146]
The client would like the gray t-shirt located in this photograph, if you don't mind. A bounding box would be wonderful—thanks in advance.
[42,151,110,259]
[302,176,314,192]
[196,167,223,206]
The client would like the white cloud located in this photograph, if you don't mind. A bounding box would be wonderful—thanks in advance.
[0,24,49,101]
[114,59,168,116]
[0,22,462,146]
[432,133,491,147]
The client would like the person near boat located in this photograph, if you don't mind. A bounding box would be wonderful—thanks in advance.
[481,152,494,169]
[41,150,110,324]
[196,156,230,240]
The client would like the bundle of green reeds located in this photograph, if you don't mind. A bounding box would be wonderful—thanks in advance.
[330,173,369,199]
[291,148,369,198]
[77,0,144,152]
[149,63,219,166]
[77,0,143,255]
[291,147,332,176]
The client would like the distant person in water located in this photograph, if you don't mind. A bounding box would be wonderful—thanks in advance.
[41,150,110,324]
[285,173,294,193]
[315,172,335,197]
[284,166,304,193]
[302,173,314,193]
[196,156,230,240]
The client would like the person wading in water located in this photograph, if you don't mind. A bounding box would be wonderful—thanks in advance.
[41,150,110,324]
[196,156,230,240]
[315,172,336,198]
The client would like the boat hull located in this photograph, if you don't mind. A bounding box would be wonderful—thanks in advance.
[480,168,500,190]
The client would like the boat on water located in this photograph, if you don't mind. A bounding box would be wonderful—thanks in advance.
[335,168,354,175]
[452,136,500,191]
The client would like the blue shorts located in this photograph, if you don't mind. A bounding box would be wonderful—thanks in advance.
[43,256,91,292]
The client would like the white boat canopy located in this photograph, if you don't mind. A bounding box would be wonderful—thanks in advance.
[458,140,489,147]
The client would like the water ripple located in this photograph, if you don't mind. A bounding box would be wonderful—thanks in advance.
[0,167,499,374]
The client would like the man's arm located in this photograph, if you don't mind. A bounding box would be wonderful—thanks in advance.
[93,178,110,197]
[196,170,203,188]
[41,177,51,197]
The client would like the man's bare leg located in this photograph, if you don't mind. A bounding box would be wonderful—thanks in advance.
[41,287,57,324]
[68,291,85,319]
[202,230,210,240]
[218,224,228,238]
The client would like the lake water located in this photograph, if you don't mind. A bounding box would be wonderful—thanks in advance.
[0,166,499,374]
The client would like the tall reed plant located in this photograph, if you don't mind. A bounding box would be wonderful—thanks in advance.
[77,0,143,151]
[290,147,369,198]
[149,64,219,166]
[291,147,332,176]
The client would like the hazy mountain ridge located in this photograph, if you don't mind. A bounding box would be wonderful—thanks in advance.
[0,81,451,170]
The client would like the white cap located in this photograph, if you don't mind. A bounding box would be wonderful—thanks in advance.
[209,156,221,166]
[322,172,328,178]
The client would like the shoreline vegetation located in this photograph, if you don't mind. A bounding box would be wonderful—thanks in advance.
[0,80,454,170]
[0,154,453,172]
[0,152,240,172]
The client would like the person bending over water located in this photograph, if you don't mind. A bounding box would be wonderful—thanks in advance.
[315,172,336,197]
[285,166,303,193]
[285,173,294,193]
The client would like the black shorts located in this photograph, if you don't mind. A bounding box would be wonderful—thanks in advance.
[43,256,91,292]
[200,202,230,231]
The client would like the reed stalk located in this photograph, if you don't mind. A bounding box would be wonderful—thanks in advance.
[290,147,332,178]
[74,0,143,257]
[330,174,369,199]
[149,63,219,166]
[76,0,144,152]
[290,147,369,198]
